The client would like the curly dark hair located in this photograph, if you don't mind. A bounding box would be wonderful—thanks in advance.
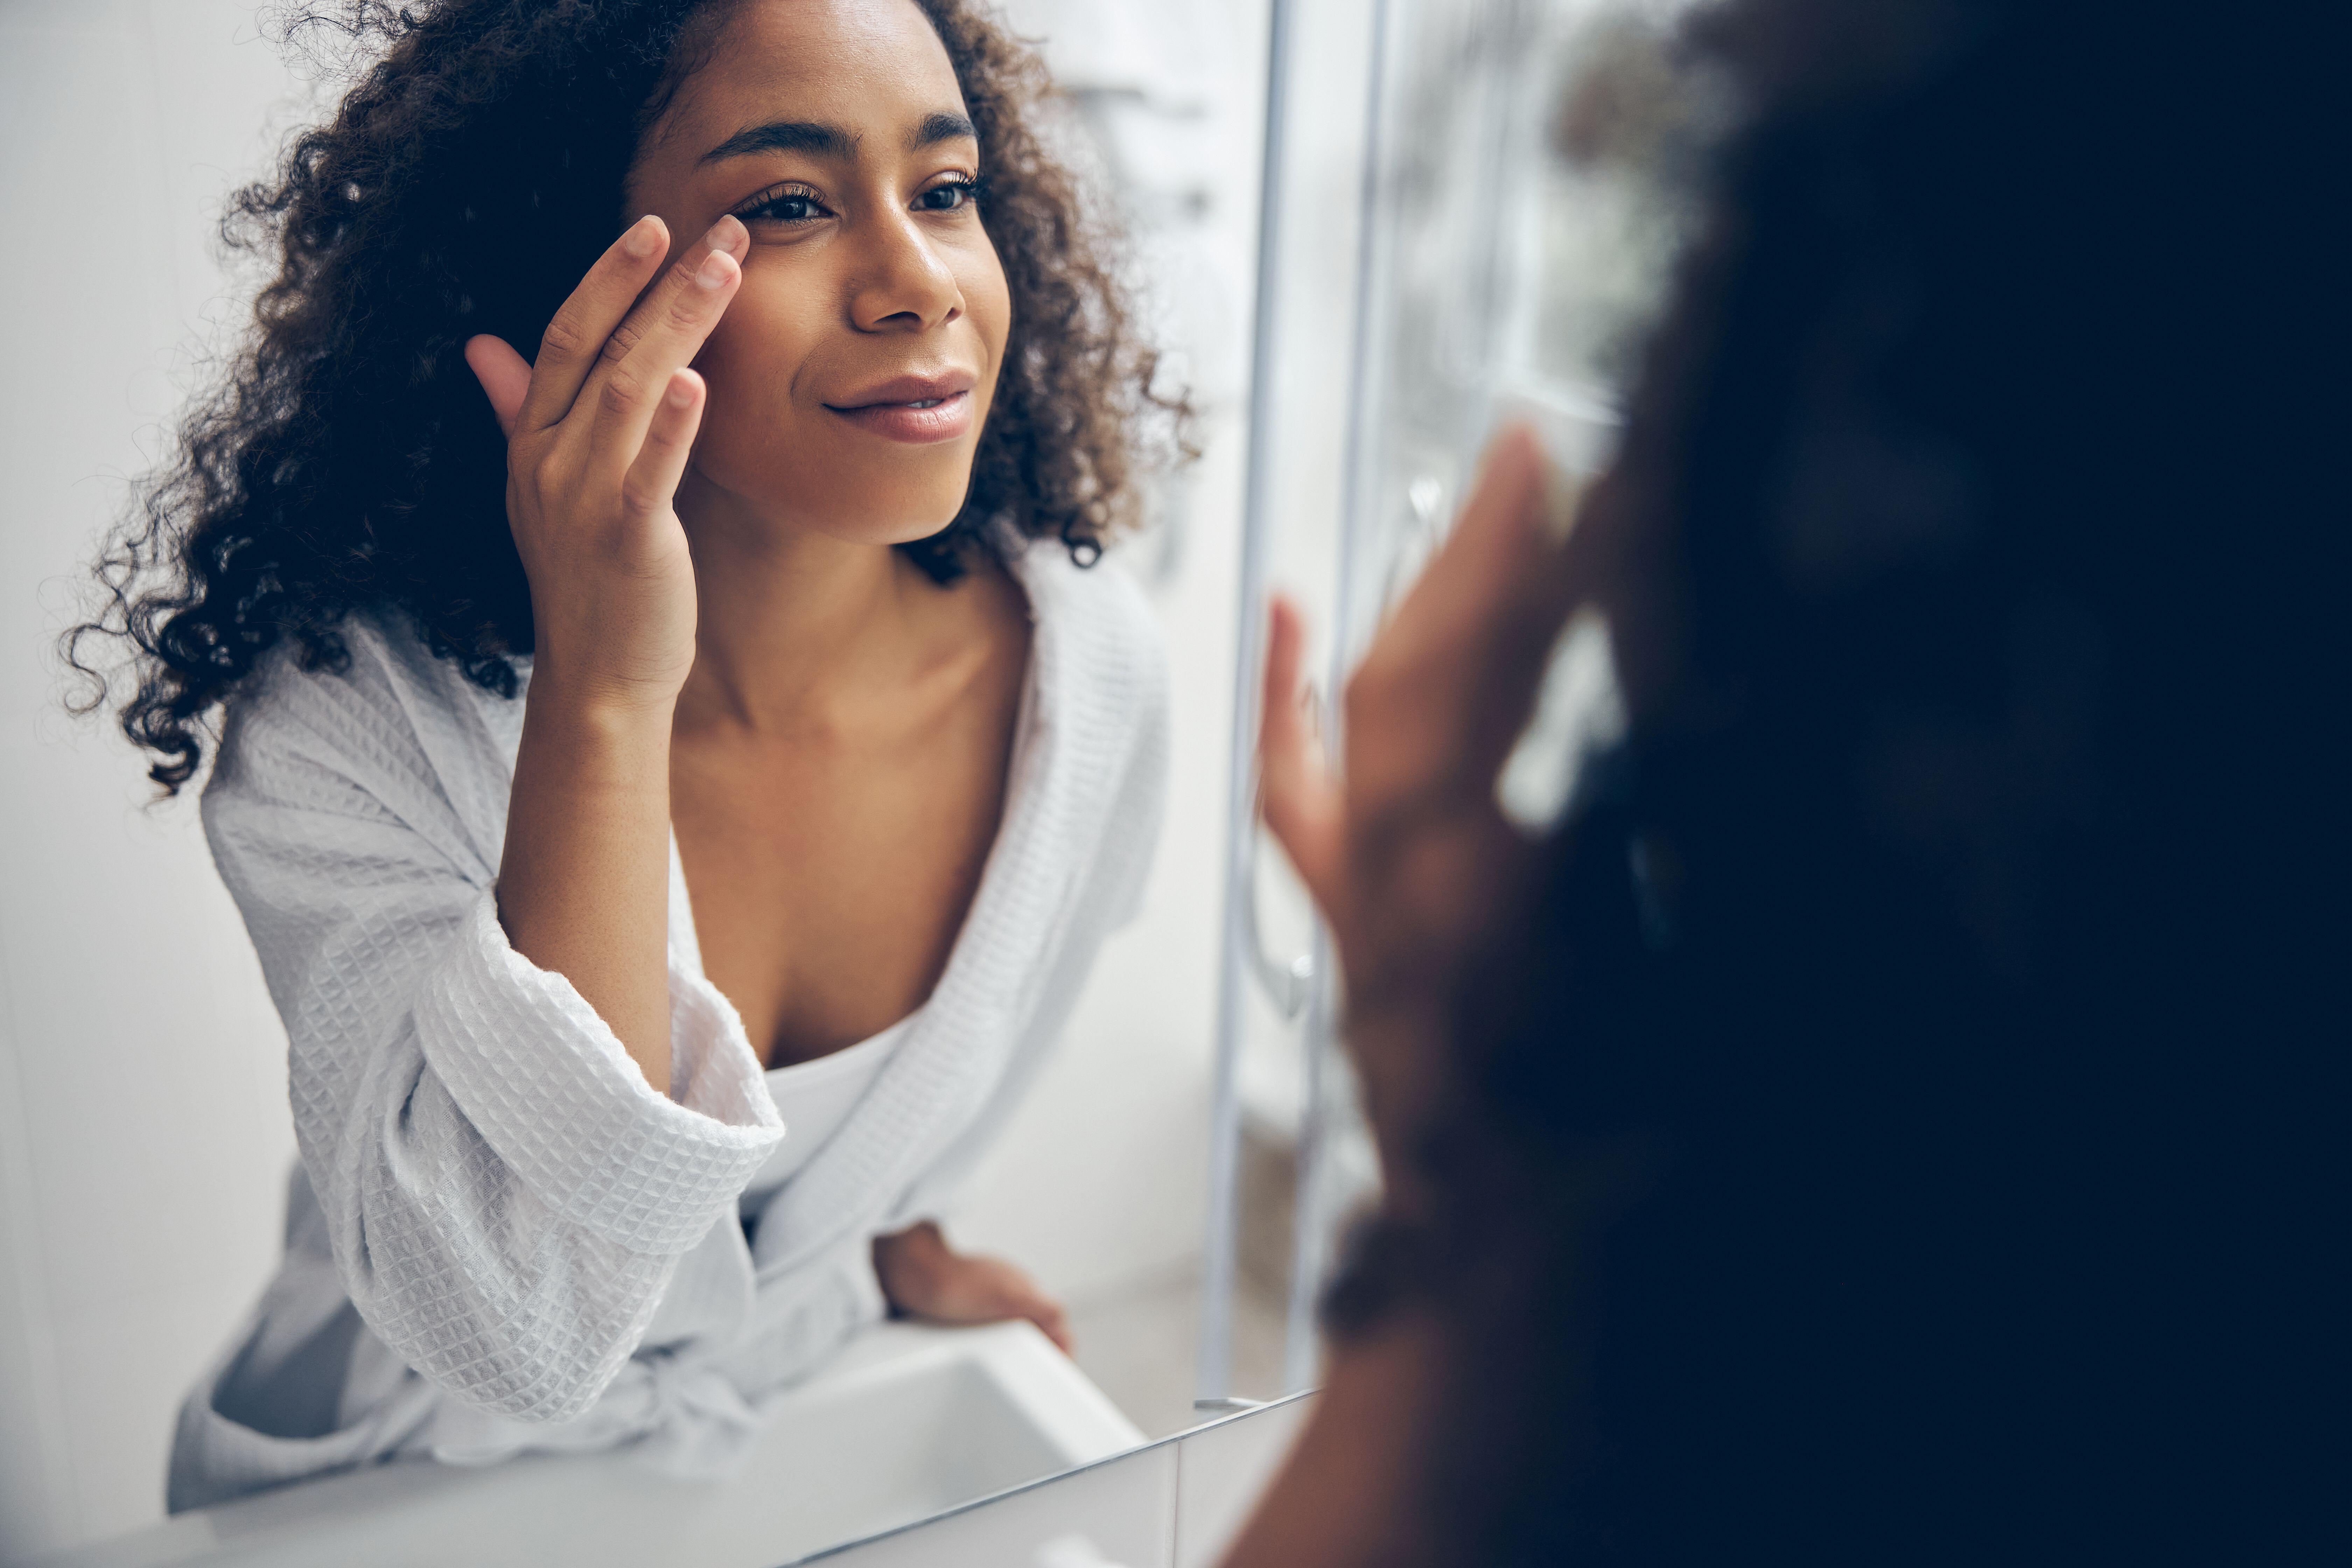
[69,0,1184,793]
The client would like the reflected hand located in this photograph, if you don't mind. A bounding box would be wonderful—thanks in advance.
[1256,427,1582,1185]
[872,1221,1075,1355]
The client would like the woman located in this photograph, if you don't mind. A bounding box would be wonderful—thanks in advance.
[1225,0,2330,1560]
[72,0,1181,1511]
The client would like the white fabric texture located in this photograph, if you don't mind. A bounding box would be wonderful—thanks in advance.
[744,1016,914,1208]
[167,545,1169,1512]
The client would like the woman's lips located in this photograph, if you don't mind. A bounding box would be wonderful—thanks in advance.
[824,377,976,445]
[825,390,972,444]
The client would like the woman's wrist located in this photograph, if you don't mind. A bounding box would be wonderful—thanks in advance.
[870,1224,1074,1352]
[517,673,676,782]
[873,1220,951,1304]
[499,665,680,1095]
[525,656,684,729]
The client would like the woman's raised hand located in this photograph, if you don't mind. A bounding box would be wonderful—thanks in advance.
[464,214,747,714]
[467,215,747,1096]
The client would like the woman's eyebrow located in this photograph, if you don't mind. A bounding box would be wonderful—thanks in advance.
[908,110,977,151]
[698,111,976,166]
[699,119,856,165]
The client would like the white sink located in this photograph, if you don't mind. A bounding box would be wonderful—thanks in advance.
[30,1321,1147,1568]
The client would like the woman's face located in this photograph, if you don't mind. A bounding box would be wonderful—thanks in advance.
[625,0,1010,546]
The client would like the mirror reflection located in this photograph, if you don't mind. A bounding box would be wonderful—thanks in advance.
[6,1,1267,1560]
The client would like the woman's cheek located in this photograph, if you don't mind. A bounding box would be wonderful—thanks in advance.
[964,248,1013,371]
[694,287,814,464]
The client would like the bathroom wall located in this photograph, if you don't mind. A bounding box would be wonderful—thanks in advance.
[0,0,1265,1556]
[0,5,325,1552]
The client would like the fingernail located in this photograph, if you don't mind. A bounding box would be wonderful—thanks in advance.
[666,375,695,408]
[622,216,661,258]
[695,249,733,290]
[703,215,744,255]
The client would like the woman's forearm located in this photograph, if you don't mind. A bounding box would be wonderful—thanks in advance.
[496,677,678,1095]
[466,218,747,1103]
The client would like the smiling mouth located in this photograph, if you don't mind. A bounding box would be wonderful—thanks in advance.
[824,388,974,444]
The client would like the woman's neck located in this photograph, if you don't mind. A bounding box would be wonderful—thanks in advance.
[671,479,951,738]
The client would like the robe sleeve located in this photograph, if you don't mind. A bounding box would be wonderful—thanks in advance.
[202,660,781,1424]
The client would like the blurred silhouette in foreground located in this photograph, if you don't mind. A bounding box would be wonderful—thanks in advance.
[1230,0,2334,1561]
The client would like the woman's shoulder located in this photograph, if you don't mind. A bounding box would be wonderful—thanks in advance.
[1008,543,1171,924]
[1016,541,1169,735]
[209,606,520,816]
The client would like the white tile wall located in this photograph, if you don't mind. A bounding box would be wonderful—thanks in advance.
[0,4,313,1554]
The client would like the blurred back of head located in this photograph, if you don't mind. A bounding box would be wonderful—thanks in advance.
[1427,0,2336,1559]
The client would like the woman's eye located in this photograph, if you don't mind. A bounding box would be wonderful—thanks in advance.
[917,180,980,213]
[738,187,828,225]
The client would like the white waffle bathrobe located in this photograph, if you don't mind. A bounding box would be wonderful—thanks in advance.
[168,545,1168,1512]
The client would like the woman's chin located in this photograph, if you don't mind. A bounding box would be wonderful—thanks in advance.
[797,506,974,555]
[821,490,972,548]
[692,470,975,554]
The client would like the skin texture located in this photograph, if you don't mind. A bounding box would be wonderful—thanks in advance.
[463,0,1060,1348]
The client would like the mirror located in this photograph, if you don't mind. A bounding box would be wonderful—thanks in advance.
[0,1,1695,1563]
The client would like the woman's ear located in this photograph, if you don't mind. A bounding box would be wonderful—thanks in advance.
[463,334,533,440]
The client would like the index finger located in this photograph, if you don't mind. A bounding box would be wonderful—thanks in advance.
[1387,425,1574,670]
[568,218,747,470]
[1349,426,1584,801]
[513,214,670,436]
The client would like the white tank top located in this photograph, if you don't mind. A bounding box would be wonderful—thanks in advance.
[738,1013,917,1214]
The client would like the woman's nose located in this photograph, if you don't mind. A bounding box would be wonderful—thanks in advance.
[846,209,963,334]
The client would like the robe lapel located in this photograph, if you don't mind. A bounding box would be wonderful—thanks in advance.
[744,548,1092,1280]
